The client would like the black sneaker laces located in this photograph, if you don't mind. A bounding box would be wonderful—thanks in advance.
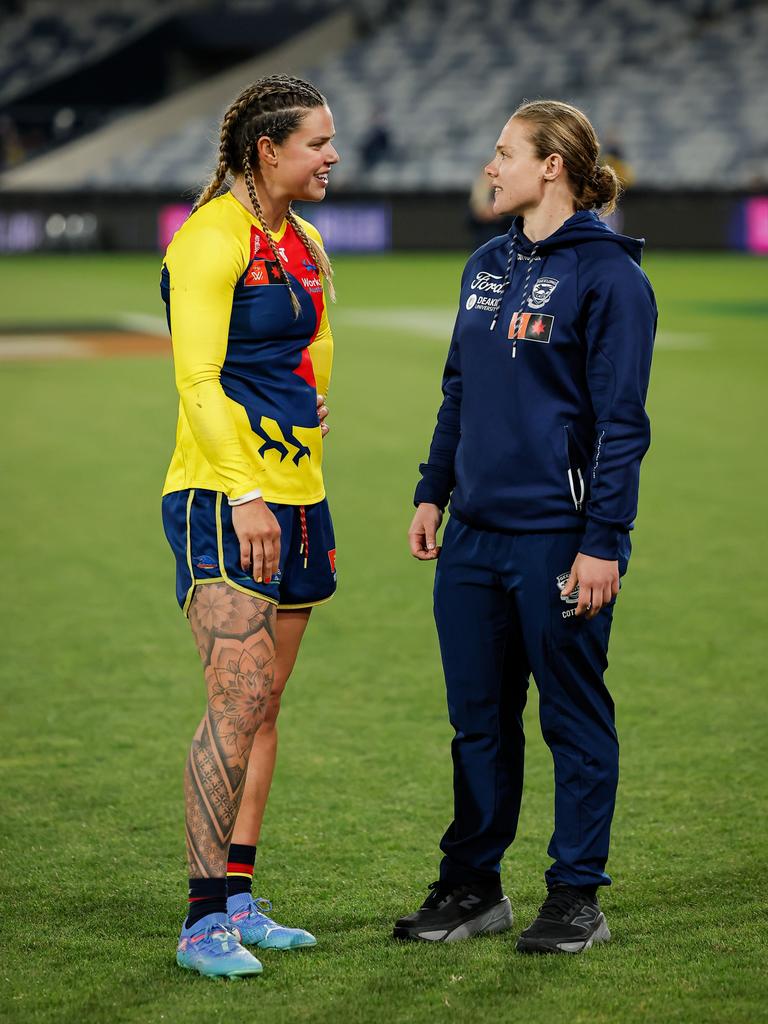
[425,880,497,910]
[537,885,589,922]
[425,880,456,908]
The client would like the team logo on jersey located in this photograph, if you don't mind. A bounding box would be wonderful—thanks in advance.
[527,277,559,309]
[508,312,554,343]
[194,554,218,571]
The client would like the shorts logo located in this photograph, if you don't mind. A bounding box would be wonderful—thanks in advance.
[328,548,336,575]
[195,554,218,570]
[556,572,578,604]
[527,277,559,309]
[270,569,283,584]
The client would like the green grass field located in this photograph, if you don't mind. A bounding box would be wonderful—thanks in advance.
[0,251,766,1024]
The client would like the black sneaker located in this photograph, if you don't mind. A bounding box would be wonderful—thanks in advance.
[393,881,513,942]
[516,883,611,954]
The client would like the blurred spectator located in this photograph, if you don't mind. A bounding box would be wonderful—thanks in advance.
[0,114,26,170]
[52,106,77,142]
[601,132,635,190]
[360,106,392,170]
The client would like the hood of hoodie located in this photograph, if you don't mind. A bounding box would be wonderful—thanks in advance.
[509,210,644,265]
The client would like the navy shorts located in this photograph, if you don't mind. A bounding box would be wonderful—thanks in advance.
[161,488,337,614]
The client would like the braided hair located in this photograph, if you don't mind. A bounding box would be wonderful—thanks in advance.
[193,75,335,317]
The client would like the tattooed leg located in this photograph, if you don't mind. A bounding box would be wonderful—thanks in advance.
[231,607,312,846]
[185,582,276,878]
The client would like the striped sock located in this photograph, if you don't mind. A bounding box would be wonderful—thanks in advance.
[227,843,257,898]
[185,877,227,928]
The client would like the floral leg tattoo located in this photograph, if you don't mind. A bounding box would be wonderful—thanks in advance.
[185,582,275,877]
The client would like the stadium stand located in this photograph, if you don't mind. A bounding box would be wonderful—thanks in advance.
[1,0,766,190]
[0,1,174,107]
[303,0,768,189]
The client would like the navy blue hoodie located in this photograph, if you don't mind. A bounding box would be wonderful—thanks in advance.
[414,210,657,561]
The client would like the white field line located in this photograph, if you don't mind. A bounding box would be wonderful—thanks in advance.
[117,312,169,335]
[0,336,90,359]
[333,308,709,349]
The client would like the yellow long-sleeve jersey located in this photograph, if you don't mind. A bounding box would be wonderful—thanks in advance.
[160,191,333,505]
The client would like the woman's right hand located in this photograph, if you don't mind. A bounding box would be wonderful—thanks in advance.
[232,498,281,583]
[408,502,443,560]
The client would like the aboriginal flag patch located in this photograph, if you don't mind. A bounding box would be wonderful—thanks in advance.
[508,312,554,344]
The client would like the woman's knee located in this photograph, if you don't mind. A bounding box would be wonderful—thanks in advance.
[262,681,286,728]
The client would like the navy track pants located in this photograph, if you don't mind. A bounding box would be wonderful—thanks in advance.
[433,516,630,890]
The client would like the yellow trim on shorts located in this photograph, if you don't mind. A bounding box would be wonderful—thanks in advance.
[214,490,279,606]
[279,594,335,611]
[226,871,253,879]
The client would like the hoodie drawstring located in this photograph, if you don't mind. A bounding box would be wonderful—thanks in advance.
[489,238,517,332]
[489,234,542,359]
[510,242,540,359]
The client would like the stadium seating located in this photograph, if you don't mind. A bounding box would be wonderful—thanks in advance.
[4,0,767,189]
[0,1,171,106]
[300,0,768,189]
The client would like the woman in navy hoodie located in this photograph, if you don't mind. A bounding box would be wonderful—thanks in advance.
[394,100,656,954]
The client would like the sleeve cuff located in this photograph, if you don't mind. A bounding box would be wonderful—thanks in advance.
[414,480,449,510]
[228,488,263,506]
[580,520,626,561]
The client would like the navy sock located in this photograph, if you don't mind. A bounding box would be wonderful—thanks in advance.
[186,877,227,928]
[227,843,257,897]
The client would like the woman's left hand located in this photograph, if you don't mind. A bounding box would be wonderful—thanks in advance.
[317,393,329,437]
[561,553,619,619]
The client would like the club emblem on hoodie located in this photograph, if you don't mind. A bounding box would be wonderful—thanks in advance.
[527,277,559,309]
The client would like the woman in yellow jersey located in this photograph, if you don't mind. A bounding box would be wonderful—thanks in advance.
[161,75,339,977]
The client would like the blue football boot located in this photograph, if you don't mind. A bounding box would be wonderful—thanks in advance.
[227,893,317,950]
[176,912,264,977]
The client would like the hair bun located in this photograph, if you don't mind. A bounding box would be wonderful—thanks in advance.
[585,162,621,214]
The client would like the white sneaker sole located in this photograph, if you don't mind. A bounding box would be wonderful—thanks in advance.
[407,896,514,942]
[556,914,612,953]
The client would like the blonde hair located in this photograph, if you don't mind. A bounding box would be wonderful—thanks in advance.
[193,74,335,316]
[513,100,621,215]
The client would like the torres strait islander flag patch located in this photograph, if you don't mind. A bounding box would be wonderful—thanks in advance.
[508,312,554,344]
